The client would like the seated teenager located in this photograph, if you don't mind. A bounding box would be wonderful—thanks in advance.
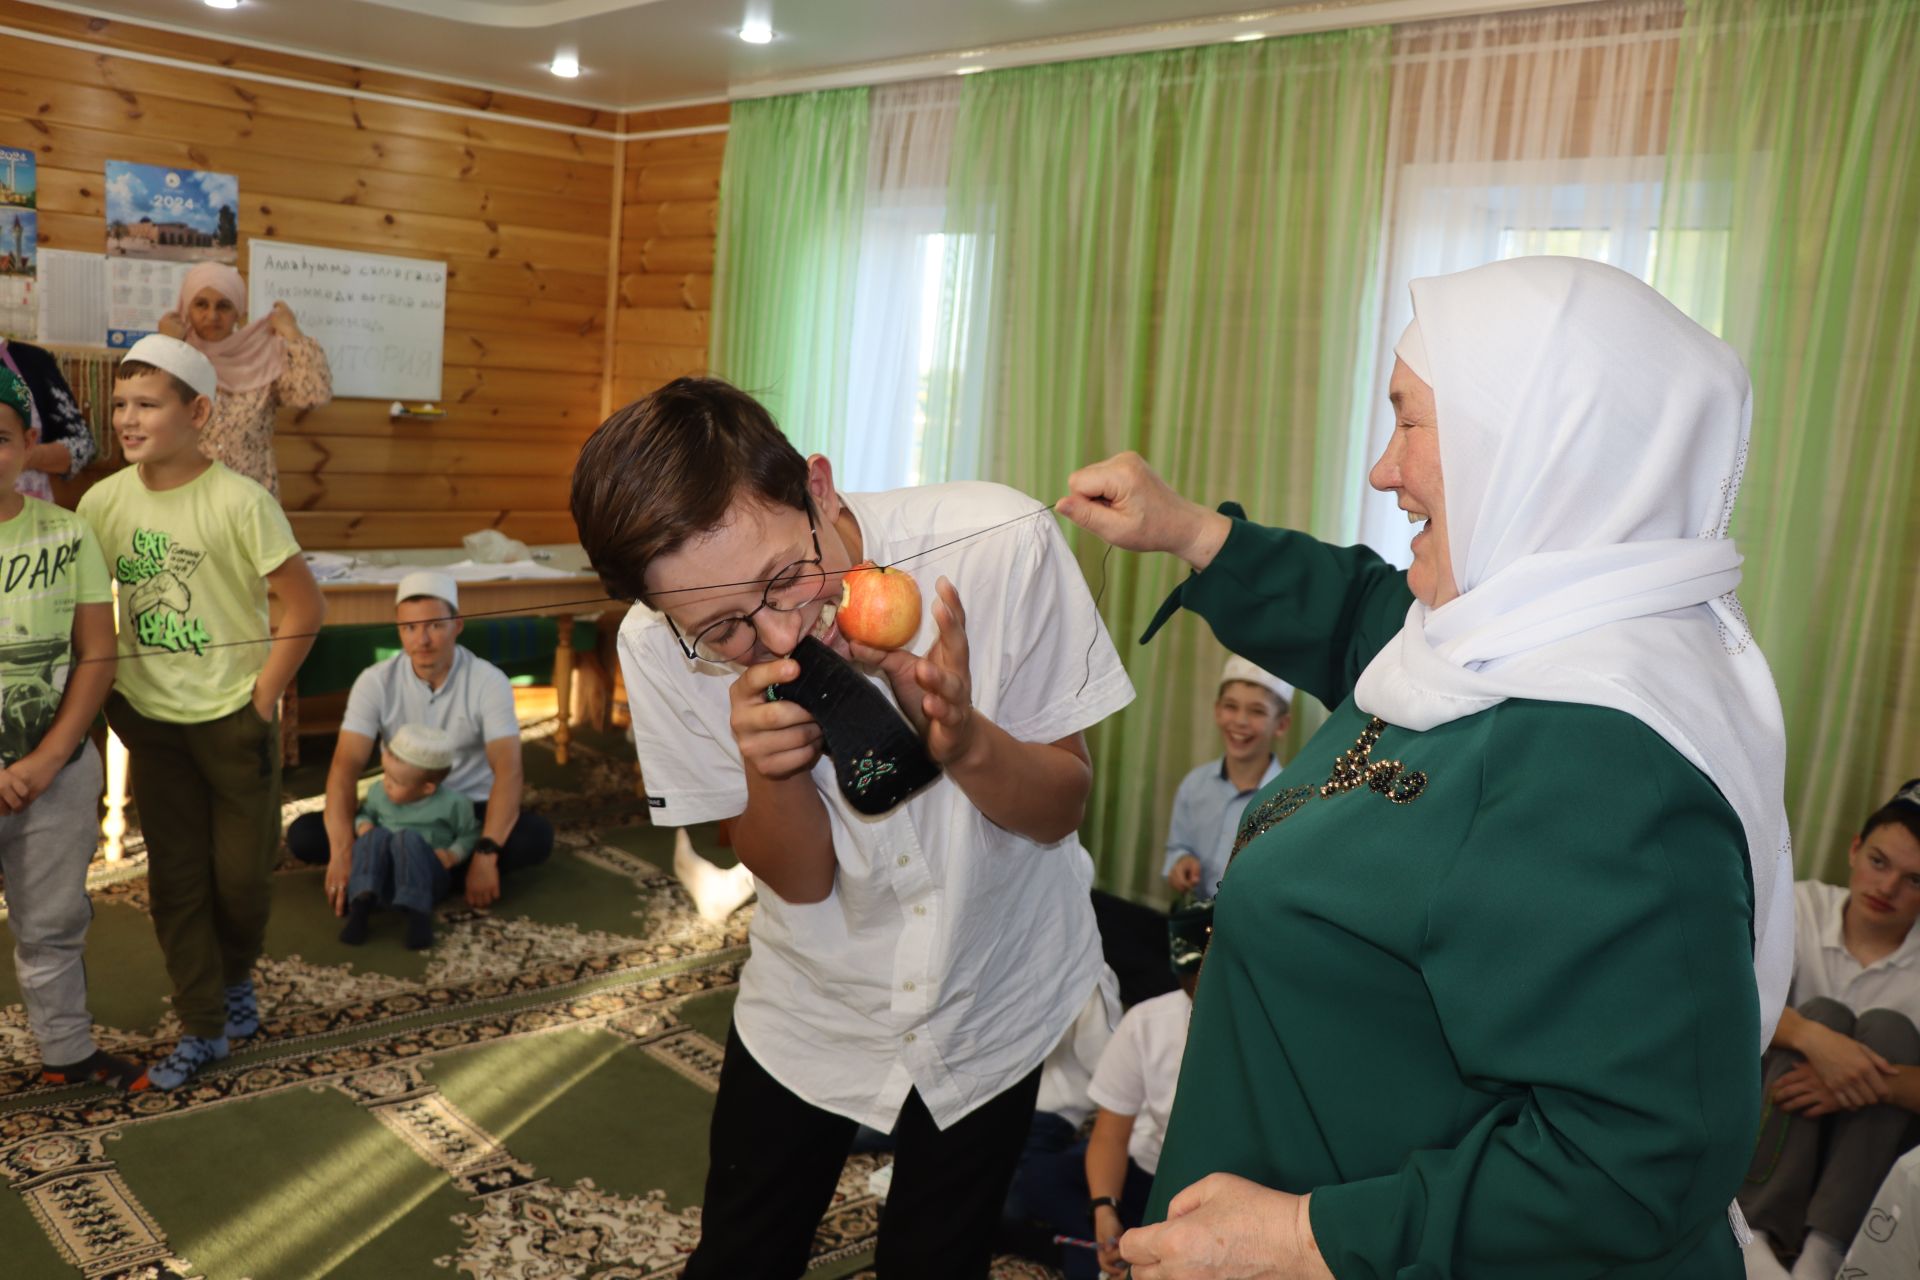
[1742,780,1920,1280]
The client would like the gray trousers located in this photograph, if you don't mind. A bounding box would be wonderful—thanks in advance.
[1741,996,1920,1252]
[0,742,102,1064]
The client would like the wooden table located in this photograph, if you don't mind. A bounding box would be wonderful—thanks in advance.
[99,570,610,862]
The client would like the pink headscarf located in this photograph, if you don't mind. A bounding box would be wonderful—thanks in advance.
[168,263,286,396]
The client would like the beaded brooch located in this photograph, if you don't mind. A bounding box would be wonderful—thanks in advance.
[1228,716,1428,863]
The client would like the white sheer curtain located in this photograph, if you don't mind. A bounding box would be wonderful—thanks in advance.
[1356,0,1690,563]
[837,78,962,493]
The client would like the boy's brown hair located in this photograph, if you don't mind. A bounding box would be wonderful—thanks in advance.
[114,359,202,405]
[570,376,809,605]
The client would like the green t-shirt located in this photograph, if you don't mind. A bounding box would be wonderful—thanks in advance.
[357,780,481,864]
[77,462,302,724]
[0,497,111,764]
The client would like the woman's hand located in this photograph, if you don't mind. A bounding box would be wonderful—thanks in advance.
[1799,1022,1897,1109]
[268,301,302,339]
[1058,452,1231,571]
[1121,1175,1332,1280]
[729,656,825,782]
[847,577,977,766]
[157,312,188,340]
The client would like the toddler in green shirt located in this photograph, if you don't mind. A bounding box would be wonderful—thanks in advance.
[341,722,480,950]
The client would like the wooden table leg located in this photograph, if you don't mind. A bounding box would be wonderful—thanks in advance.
[553,616,574,766]
[103,727,128,862]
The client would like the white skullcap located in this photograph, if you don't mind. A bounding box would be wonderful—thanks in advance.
[121,334,218,403]
[388,723,455,772]
[1394,316,1432,385]
[1221,655,1292,707]
[395,570,459,610]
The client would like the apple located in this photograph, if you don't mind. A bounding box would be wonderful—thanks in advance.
[837,562,922,650]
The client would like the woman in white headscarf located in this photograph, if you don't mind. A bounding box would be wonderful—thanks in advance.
[1057,257,1793,1279]
[157,262,331,496]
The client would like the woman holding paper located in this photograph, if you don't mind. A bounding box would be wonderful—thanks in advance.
[158,263,331,496]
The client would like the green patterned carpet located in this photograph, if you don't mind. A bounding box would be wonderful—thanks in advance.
[0,720,1061,1280]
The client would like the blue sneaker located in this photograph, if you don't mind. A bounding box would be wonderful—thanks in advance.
[138,1034,229,1091]
[224,980,261,1040]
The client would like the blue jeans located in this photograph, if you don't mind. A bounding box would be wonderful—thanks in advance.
[348,828,450,915]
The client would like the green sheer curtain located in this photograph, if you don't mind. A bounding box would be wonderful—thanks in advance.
[1656,0,1920,881]
[924,32,1392,899]
[710,88,870,456]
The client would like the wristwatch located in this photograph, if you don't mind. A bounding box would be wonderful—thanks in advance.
[472,837,502,857]
[1089,1195,1122,1219]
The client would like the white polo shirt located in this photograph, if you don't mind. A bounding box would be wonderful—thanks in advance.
[1087,988,1192,1176]
[619,482,1136,1130]
[1788,879,1920,1025]
[341,646,520,803]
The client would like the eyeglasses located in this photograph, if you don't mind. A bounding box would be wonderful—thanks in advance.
[667,503,829,664]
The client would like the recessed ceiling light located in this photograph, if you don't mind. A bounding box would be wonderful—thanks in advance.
[1233,31,1264,42]
[550,52,580,78]
[956,65,986,75]
[740,19,773,44]
[204,0,240,9]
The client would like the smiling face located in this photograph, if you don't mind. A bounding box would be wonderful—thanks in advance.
[1369,357,1457,608]
[187,287,239,343]
[111,370,209,469]
[1848,821,1920,937]
[1215,680,1286,769]
[645,459,858,667]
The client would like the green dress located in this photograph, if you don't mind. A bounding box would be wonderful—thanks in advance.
[1142,511,1759,1280]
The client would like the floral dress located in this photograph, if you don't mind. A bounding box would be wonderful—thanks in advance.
[197,333,331,497]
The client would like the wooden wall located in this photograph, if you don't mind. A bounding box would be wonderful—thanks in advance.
[0,0,725,548]
[610,106,726,411]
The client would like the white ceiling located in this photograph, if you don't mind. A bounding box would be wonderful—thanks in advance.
[20,0,1505,113]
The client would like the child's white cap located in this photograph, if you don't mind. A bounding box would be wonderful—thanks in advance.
[388,723,455,772]
[1221,655,1292,708]
[121,334,218,402]
[395,569,459,611]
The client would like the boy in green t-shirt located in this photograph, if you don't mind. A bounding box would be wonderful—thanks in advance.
[341,723,480,951]
[0,369,142,1090]
[77,336,326,1091]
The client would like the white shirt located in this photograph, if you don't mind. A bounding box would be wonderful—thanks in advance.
[1036,966,1122,1129]
[1789,880,1920,1026]
[1088,988,1193,1176]
[619,482,1136,1130]
[341,647,520,803]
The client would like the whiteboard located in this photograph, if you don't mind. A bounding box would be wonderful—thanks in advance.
[247,239,445,400]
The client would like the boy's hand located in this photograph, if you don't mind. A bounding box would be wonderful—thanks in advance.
[1168,855,1203,895]
[250,682,280,724]
[848,577,977,766]
[354,821,373,836]
[435,848,459,870]
[1774,1062,1846,1117]
[728,656,824,781]
[325,853,352,916]
[1801,1021,1897,1108]
[0,752,61,812]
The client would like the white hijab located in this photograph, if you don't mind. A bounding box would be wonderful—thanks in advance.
[1354,256,1793,1052]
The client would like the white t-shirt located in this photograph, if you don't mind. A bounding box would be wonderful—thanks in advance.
[619,482,1136,1130]
[1789,880,1920,1026]
[341,647,520,803]
[1088,988,1193,1176]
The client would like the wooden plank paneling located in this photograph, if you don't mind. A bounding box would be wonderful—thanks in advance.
[0,19,629,550]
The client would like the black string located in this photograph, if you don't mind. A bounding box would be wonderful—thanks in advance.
[1077,542,1116,698]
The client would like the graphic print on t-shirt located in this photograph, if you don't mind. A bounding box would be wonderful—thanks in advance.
[115,527,210,657]
[0,527,87,763]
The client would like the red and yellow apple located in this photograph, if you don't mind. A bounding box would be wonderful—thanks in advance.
[836,562,922,650]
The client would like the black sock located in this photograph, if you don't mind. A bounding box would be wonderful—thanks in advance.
[770,637,941,815]
[403,909,434,950]
[339,894,375,945]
